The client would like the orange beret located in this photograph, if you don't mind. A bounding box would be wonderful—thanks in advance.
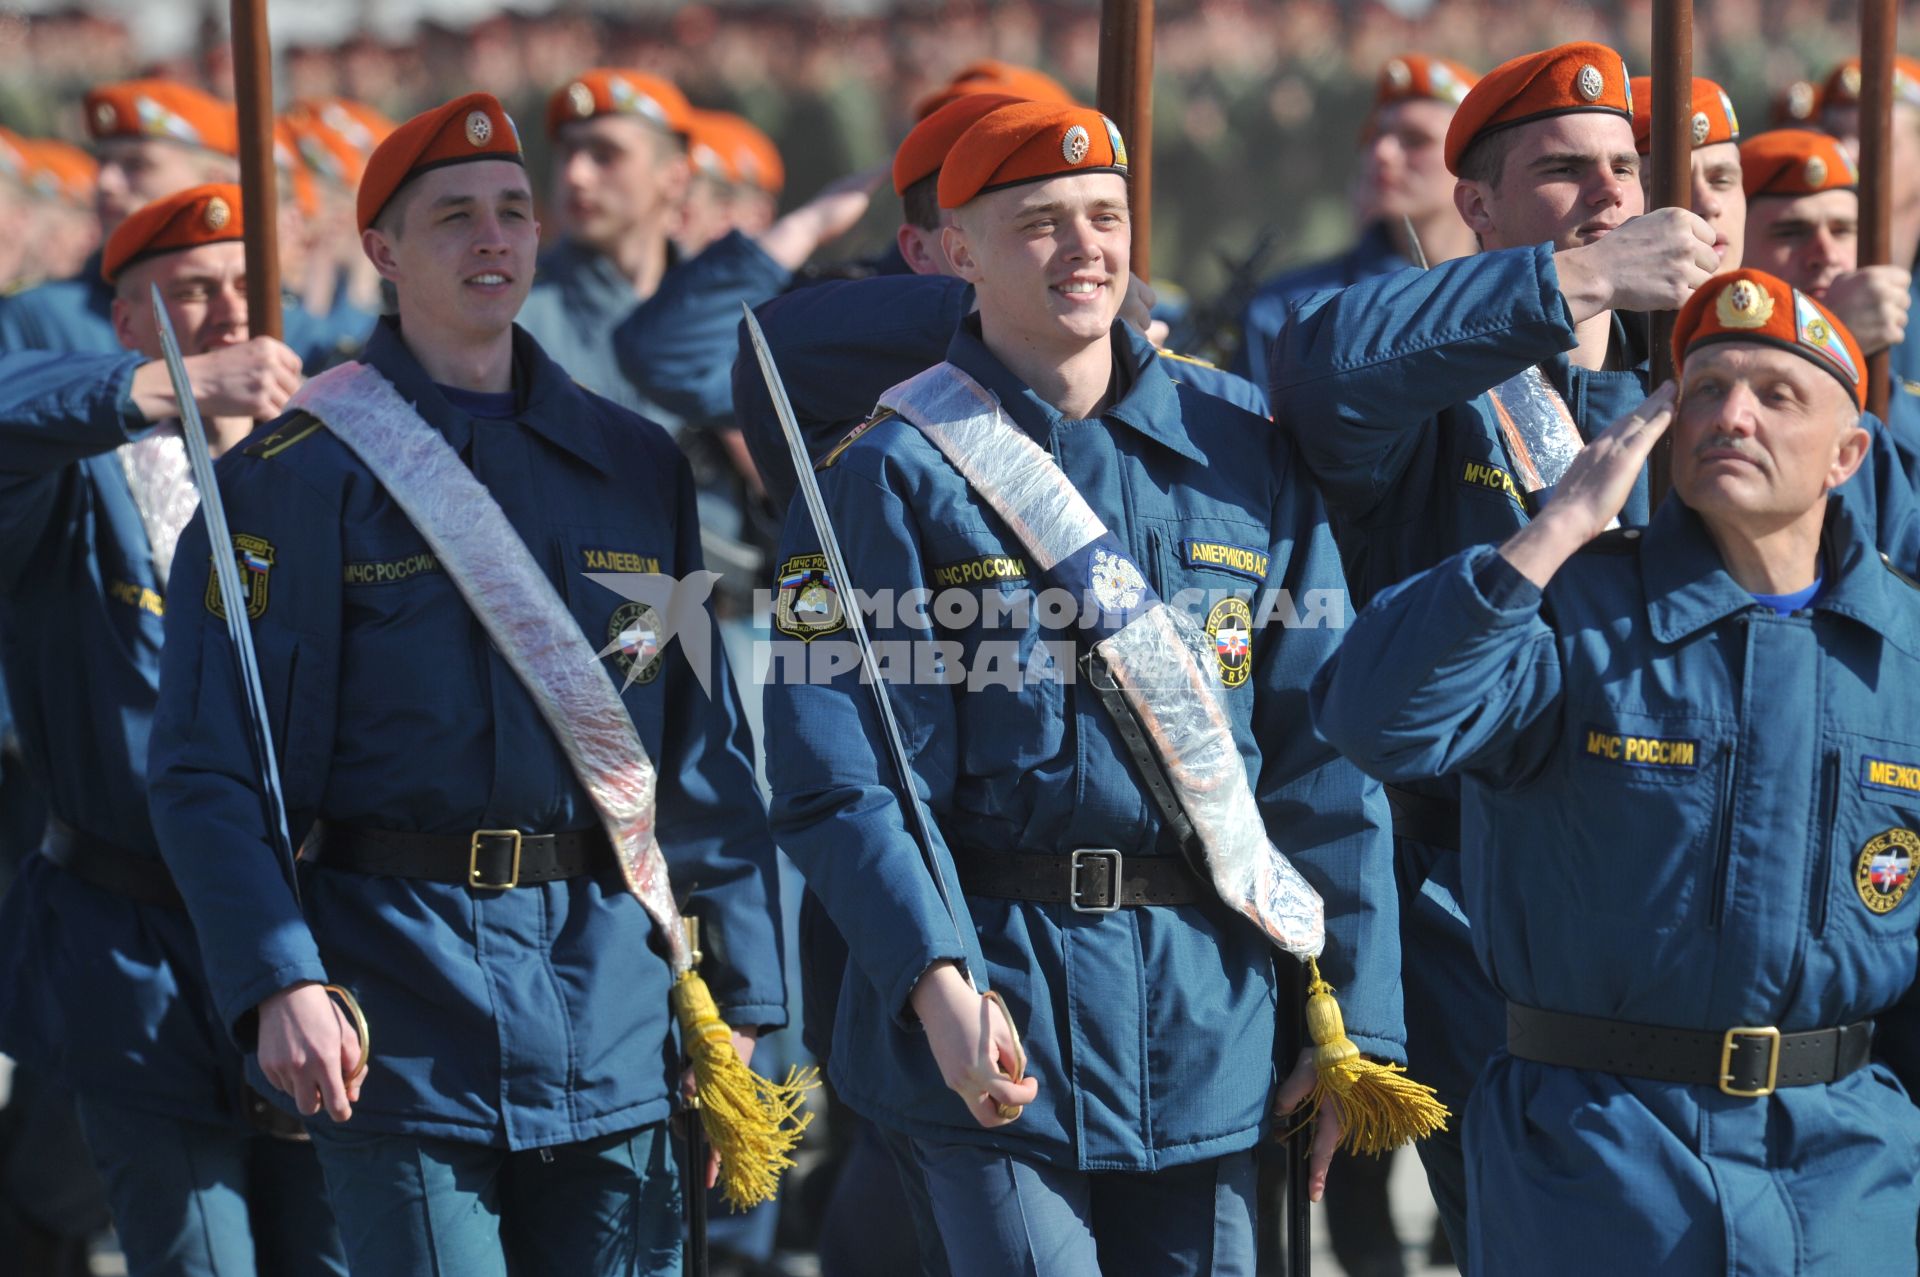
[1739,129,1858,199]
[686,110,785,196]
[1444,42,1634,174]
[357,92,524,234]
[893,93,1026,194]
[546,69,691,140]
[938,102,1127,210]
[1674,269,1866,409]
[21,140,97,204]
[101,182,243,284]
[914,61,1074,121]
[1629,76,1739,154]
[1819,56,1920,110]
[1375,55,1478,110]
[1769,79,1821,128]
[273,120,319,219]
[85,79,237,157]
[285,98,395,189]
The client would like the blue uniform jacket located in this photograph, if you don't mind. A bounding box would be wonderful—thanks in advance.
[1230,221,1411,381]
[0,348,256,1123]
[145,317,786,1147]
[764,318,1400,1172]
[1311,499,1920,1272]
[736,274,1268,521]
[0,253,366,370]
[1886,266,1920,440]
[612,229,792,429]
[516,237,683,425]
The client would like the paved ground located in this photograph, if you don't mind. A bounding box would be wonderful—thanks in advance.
[1310,1147,1460,1277]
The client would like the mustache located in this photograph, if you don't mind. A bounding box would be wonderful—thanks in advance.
[1692,433,1764,462]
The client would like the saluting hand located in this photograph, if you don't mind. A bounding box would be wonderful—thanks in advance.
[1557,207,1720,321]
[910,960,1038,1129]
[256,980,366,1123]
[1498,381,1677,588]
[1822,265,1912,356]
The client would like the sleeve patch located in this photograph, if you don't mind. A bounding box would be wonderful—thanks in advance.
[205,534,274,619]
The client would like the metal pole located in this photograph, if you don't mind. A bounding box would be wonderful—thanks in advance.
[1647,0,1694,504]
[1097,0,1154,280]
[230,0,282,341]
[1861,0,1897,419]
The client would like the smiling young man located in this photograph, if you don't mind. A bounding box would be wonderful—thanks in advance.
[0,184,338,1277]
[1313,269,1918,1274]
[1266,41,1724,1262]
[1739,128,1912,360]
[764,100,1403,1275]
[144,94,785,1277]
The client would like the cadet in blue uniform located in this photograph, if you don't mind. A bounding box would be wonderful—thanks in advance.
[765,100,1404,1274]
[1313,269,1920,1275]
[1266,41,1726,1259]
[0,185,332,1277]
[1629,73,1745,270]
[145,95,785,1277]
[1231,54,1479,382]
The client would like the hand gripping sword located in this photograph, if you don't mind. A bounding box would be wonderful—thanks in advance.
[150,286,370,1082]
[742,304,1026,1113]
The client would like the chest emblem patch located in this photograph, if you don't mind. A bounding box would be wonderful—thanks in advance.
[605,601,664,686]
[774,554,846,641]
[1090,548,1146,612]
[1206,596,1253,688]
[205,533,274,620]
[1856,828,1917,915]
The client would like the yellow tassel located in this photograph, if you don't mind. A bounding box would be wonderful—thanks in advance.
[1299,956,1450,1156]
[671,969,821,1210]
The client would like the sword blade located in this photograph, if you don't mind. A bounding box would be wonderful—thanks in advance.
[741,303,966,946]
[151,285,301,896]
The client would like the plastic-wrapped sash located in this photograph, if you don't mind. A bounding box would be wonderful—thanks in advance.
[878,362,1326,959]
[286,362,691,972]
[1486,364,1583,503]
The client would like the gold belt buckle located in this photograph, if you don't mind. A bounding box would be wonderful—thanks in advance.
[468,829,523,890]
[1719,1025,1781,1097]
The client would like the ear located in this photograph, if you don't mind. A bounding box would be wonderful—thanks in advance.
[1454,178,1495,239]
[660,152,692,207]
[361,226,402,283]
[896,223,942,276]
[1825,417,1874,491]
[109,293,138,352]
[942,219,982,284]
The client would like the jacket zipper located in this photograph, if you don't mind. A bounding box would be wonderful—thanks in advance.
[1810,752,1840,939]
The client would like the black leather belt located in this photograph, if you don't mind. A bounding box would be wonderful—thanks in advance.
[1385,785,1460,851]
[956,848,1205,912]
[42,820,184,910]
[304,823,611,890]
[1506,1003,1874,1097]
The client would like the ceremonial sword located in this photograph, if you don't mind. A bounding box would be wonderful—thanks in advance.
[742,304,1025,1113]
[150,286,370,1082]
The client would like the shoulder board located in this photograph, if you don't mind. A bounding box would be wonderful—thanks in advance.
[1156,348,1221,371]
[816,408,898,471]
[243,412,325,460]
[1576,526,1643,555]
[1883,552,1920,592]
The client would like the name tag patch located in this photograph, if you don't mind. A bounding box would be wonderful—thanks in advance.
[580,548,661,574]
[1460,460,1525,508]
[1184,539,1269,583]
[343,553,441,586]
[1582,727,1699,770]
[930,554,1028,589]
[109,578,164,617]
[1861,757,1920,796]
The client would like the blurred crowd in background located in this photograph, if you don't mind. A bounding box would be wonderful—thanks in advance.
[0,0,1898,357]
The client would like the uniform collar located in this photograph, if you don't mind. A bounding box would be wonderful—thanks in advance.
[1349,221,1412,277]
[1642,492,1920,657]
[943,315,1206,464]
[541,236,680,302]
[357,314,614,474]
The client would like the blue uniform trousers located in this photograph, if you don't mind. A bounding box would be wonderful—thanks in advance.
[899,1138,1257,1277]
[74,1094,344,1277]
[305,1120,680,1277]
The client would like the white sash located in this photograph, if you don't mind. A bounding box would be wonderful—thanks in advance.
[288,363,691,972]
[880,363,1327,959]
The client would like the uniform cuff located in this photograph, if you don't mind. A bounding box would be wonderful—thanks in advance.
[1470,547,1543,611]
